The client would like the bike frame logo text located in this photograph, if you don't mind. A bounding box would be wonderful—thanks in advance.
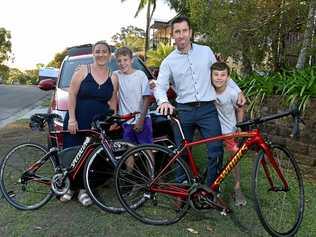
[70,137,91,169]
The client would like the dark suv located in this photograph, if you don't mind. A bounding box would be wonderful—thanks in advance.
[38,44,174,148]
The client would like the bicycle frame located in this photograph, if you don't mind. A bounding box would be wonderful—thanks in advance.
[24,128,118,186]
[150,117,289,198]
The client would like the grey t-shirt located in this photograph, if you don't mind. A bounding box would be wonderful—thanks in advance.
[115,70,151,123]
[215,85,239,134]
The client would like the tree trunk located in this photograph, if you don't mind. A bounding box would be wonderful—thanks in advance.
[271,39,281,71]
[277,0,286,70]
[241,51,252,75]
[296,0,316,69]
[144,3,151,61]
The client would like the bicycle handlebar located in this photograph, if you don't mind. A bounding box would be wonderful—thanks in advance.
[152,105,303,138]
[30,113,62,132]
[236,105,303,138]
[93,112,140,132]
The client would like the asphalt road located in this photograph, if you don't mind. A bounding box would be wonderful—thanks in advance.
[0,84,51,127]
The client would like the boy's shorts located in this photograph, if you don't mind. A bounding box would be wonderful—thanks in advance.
[224,138,239,153]
[122,117,153,144]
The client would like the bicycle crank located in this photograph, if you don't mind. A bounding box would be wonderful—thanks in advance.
[51,173,70,195]
[188,184,231,214]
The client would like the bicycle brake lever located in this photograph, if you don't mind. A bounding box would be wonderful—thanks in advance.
[290,116,300,139]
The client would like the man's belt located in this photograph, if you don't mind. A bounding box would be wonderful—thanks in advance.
[183,101,212,107]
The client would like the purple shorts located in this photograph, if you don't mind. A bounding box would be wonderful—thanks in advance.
[122,117,153,144]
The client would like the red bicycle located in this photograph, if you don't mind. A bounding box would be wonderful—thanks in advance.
[114,107,304,237]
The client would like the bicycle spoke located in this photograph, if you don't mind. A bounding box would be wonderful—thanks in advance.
[116,145,191,225]
[0,143,54,210]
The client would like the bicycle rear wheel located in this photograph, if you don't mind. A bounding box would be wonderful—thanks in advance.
[115,144,192,225]
[83,141,135,214]
[252,144,304,237]
[0,143,55,210]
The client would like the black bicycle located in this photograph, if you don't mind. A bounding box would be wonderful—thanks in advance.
[0,112,138,213]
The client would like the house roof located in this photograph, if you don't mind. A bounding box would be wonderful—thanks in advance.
[150,20,170,29]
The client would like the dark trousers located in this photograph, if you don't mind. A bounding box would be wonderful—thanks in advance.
[174,101,223,186]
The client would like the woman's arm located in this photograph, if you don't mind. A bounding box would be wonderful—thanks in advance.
[67,65,86,134]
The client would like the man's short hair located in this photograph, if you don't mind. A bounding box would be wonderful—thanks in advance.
[115,47,133,59]
[171,15,191,32]
[211,62,230,76]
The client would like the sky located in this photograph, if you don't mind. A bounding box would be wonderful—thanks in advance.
[0,0,176,70]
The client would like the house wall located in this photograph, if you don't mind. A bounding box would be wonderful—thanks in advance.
[152,27,172,47]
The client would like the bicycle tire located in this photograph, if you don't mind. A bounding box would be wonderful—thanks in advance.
[252,144,304,237]
[115,144,192,225]
[83,141,135,214]
[0,143,56,210]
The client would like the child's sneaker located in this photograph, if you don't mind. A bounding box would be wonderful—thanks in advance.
[59,189,74,202]
[233,188,247,207]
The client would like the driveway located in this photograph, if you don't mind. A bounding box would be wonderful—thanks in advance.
[0,84,51,127]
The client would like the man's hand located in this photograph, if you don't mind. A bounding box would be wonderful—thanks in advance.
[149,80,156,89]
[157,102,175,115]
[237,92,246,107]
[133,119,145,133]
[109,123,120,132]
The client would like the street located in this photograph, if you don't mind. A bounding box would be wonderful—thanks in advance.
[0,84,51,127]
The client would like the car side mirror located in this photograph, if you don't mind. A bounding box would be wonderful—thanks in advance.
[38,79,56,91]
[38,67,59,91]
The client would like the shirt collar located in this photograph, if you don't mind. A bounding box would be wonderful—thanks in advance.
[175,43,194,55]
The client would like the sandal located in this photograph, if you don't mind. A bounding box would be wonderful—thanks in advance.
[233,189,247,207]
[78,189,93,206]
[59,189,74,202]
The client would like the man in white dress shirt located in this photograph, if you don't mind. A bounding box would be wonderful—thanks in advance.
[154,16,245,187]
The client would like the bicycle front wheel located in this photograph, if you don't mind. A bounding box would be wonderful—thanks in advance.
[0,143,55,210]
[252,144,304,237]
[83,141,135,214]
[115,144,192,225]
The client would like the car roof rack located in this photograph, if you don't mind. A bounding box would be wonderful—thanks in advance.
[67,44,117,57]
[66,44,93,57]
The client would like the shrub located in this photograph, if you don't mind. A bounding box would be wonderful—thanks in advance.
[233,66,316,116]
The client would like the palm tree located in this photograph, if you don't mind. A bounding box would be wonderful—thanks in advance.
[122,0,156,60]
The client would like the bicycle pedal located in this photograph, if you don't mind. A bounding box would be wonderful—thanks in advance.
[8,191,16,198]
[220,210,227,216]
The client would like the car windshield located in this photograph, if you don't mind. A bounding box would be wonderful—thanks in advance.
[59,56,153,89]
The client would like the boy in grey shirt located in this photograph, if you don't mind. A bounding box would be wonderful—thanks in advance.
[211,62,247,207]
[112,47,153,145]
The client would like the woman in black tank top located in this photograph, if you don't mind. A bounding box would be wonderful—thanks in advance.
[61,41,118,206]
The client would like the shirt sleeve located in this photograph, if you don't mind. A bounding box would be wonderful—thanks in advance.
[140,71,151,96]
[154,59,171,105]
[227,78,241,93]
[207,46,217,67]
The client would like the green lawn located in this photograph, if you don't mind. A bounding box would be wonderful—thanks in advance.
[0,122,315,237]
